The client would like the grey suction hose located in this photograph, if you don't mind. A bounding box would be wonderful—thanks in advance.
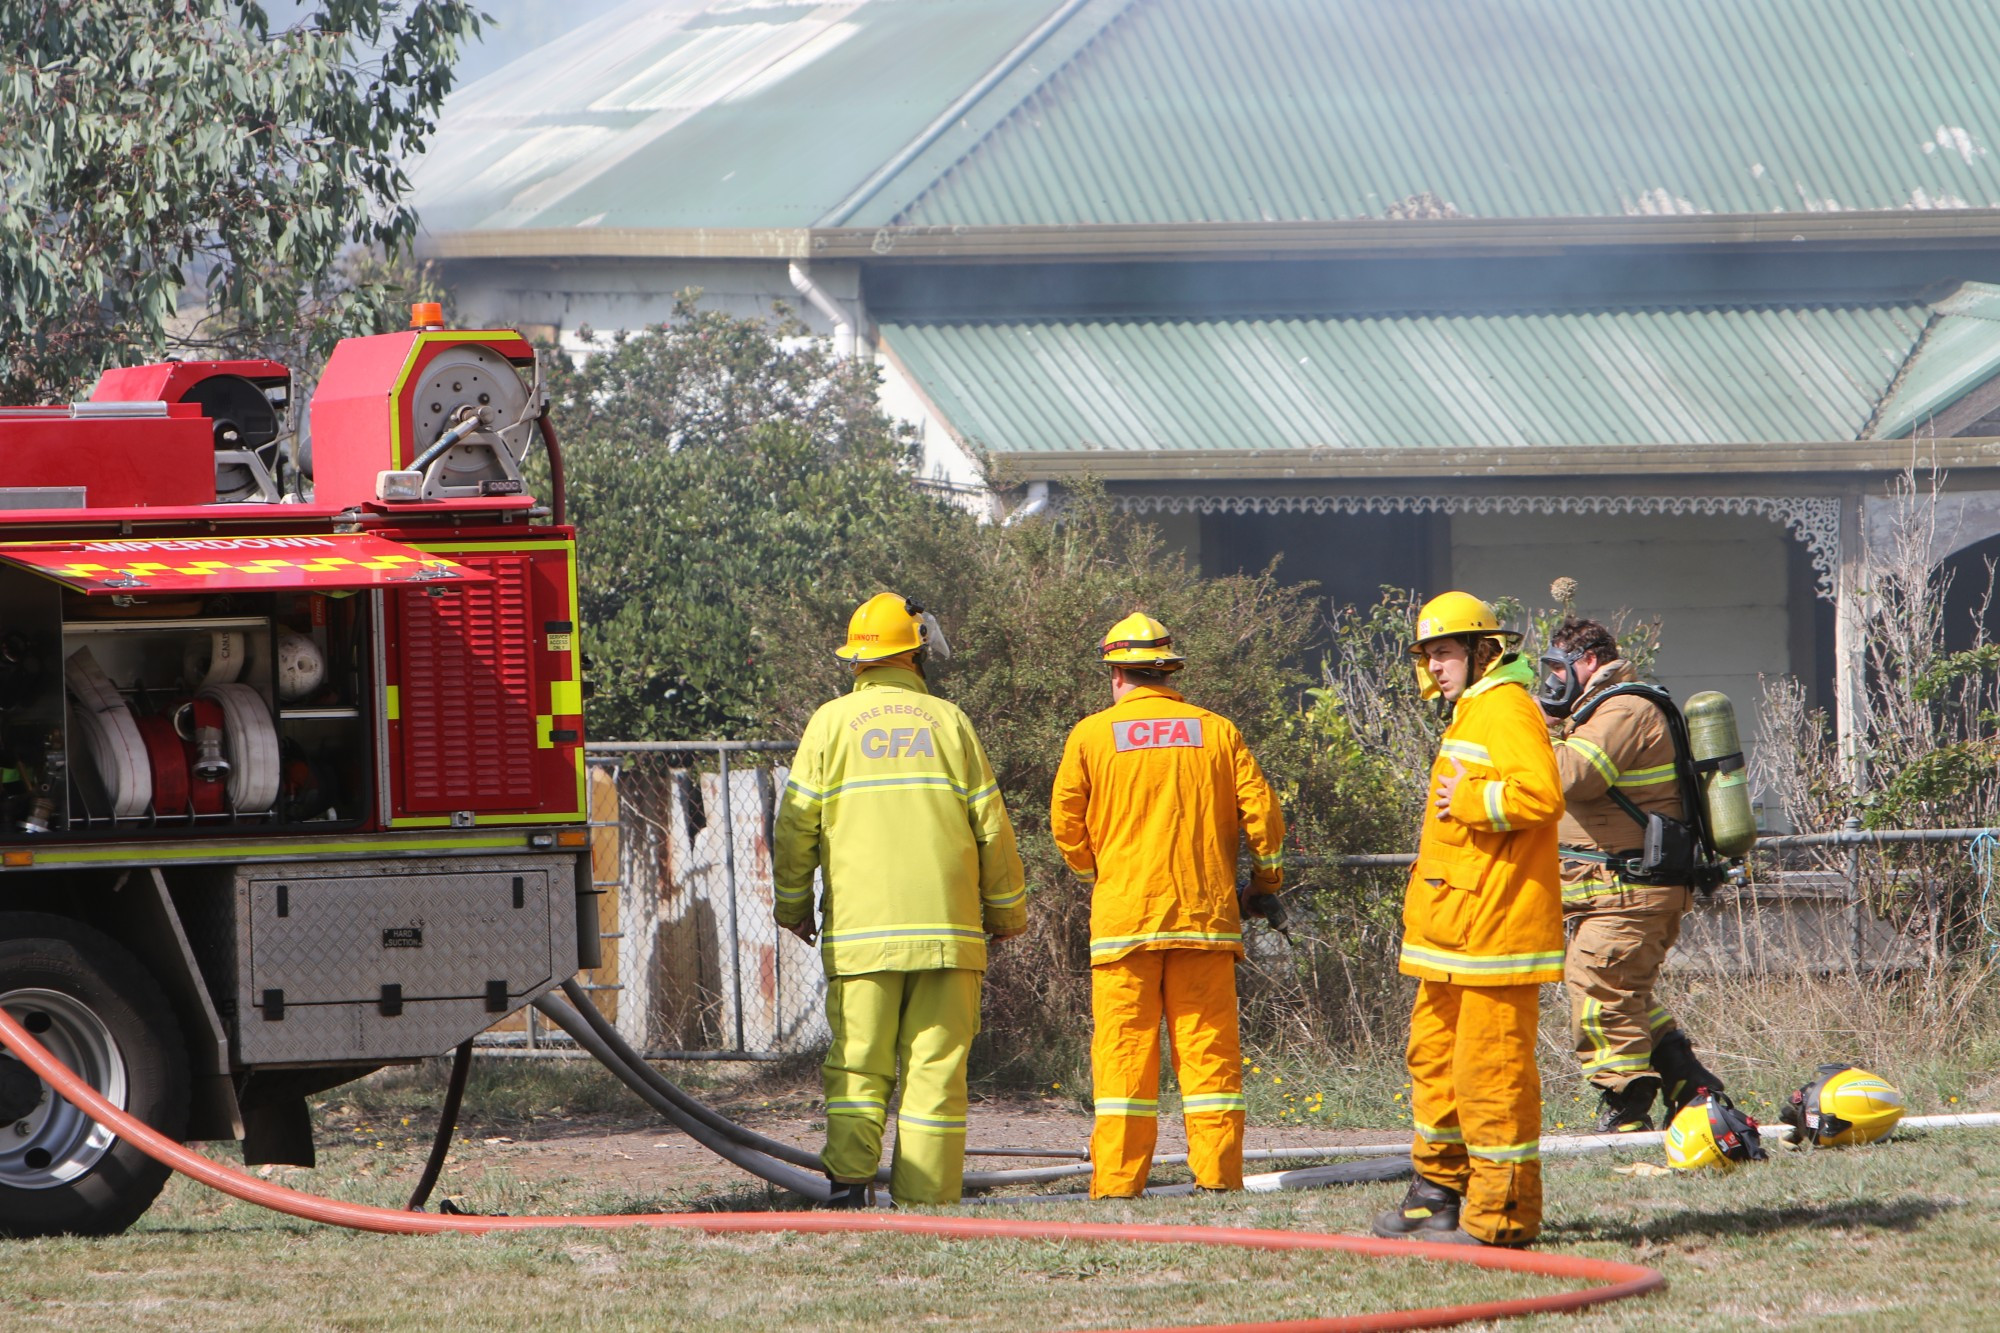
[553,980,1114,1190]
[557,978,1403,1201]
[556,981,825,1169]
[532,992,834,1202]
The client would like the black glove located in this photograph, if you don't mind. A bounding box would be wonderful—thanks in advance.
[1245,892,1286,931]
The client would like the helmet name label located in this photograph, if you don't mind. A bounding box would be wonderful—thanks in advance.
[861,726,936,759]
[1112,718,1203,752]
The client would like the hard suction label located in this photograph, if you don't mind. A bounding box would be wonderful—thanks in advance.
[382,926,424,949]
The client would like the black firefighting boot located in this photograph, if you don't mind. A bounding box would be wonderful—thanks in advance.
[1593,1075,1660,1134]
[822,1179,873,1210]
[1652,1028,1723,1119]
[1369,1176,1462,1237]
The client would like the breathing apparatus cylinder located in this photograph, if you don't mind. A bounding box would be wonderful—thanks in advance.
[1684,691,1757,857]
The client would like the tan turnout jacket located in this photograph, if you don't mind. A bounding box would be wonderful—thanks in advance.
[1552,661,1685,904]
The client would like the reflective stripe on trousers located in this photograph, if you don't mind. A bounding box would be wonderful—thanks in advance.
[1089,948,1244,1199]
[1407,979,1543,1245]
[820,968,980,1206]
[1563,885,1688,1091]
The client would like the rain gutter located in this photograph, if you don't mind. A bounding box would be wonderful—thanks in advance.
[991,439,2000,482]
[425,211,2000,264]
[811,211,2000,262]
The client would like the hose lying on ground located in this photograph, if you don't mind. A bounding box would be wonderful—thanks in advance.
[0,1002,1667,1333]
[552,980,1416,1190]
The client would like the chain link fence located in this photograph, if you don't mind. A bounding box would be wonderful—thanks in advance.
[584,741,824,1060]
[488,736,2000,1061]
[1322,825,2000,975]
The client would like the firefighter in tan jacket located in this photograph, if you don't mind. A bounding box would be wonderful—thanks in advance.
[1373,593,1563,1248]
[1539,617,1723,1134]
[1050,614,1284,1199]
[774,593,1026,1208]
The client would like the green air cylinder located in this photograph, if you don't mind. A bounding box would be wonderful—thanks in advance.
[1684,691,1757,856]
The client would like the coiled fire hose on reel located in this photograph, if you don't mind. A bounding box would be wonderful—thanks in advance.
[0,1000,1665,1331]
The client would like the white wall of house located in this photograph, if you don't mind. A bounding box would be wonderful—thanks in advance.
[441,256,849,345]
[1453,510,1794,807]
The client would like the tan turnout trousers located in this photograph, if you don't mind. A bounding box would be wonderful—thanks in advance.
[1562,881,1689,1091]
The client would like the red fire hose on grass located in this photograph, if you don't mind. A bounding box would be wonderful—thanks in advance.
[0,1005,1663,1331]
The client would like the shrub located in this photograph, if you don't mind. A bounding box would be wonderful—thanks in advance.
[757,482,1404,1082]
[549,297,934,739]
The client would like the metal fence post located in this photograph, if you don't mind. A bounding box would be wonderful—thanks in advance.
[719,747,745,1054]
[1843,817,1863,975]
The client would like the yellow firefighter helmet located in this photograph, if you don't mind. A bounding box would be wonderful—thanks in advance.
[1781,1065,1905,1147]
[1407,592,1521,699]
[1100,612,1186,671]
[836,592,931,664]
[1664,1090,1767,1171]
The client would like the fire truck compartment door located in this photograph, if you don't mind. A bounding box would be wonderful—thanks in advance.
[245,868,555,1003]
[0,533,491,594]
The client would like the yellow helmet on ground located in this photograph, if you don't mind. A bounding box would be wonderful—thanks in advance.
[1664,1090,1767,1170]
[1100,612,1185,671]
[1407,592,1522,699]
[1780,1064,1905,1146]
[836,593,949,664]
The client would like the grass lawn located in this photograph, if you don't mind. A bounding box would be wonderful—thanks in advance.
[2,1061,1999,1331]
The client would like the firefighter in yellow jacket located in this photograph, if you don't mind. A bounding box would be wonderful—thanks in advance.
[1050,613,1285,1199]
[1372,593,1564,1248]
[774,593,1027,1208]
[1540,617,1723,1133]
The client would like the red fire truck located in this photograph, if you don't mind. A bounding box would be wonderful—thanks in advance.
[0,309,593,1235]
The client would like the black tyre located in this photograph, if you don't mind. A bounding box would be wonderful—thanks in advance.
[0,912,189,1237]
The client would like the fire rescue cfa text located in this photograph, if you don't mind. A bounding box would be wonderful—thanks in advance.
[848,700,942,759]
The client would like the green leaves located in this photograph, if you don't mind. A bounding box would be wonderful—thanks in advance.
[0,0,481,402]
[550,299,926,740]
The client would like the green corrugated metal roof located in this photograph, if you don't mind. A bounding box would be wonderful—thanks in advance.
[881,307,1930,453]
[409,0,1053,233]
[1871,283,2000,437]
[862,0,2000,226]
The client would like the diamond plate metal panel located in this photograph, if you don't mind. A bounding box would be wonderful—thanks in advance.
[246,868,552,1000]
[224,854,578,1066]
[238,997,534,1065]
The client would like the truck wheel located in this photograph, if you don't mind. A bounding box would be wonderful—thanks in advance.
[0,913,189,1237]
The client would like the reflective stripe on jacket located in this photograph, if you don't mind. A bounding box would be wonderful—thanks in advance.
[774,665,1026,976]
[1554,661,1684,904]
[1050,684,1285,966]
[1400,655,1565,986]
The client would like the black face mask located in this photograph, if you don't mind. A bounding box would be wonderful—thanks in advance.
[1537,647,1587,719]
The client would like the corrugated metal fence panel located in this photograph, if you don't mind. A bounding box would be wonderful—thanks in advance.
[881,305,1927,453]
[869,0,2000,226]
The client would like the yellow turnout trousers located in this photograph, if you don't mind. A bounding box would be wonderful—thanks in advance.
[1090,949,1245,1198]
[820,968,980,1206]
[1407,979,1542,1244]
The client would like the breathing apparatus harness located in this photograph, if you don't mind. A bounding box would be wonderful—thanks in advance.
[1556,680,1731,896]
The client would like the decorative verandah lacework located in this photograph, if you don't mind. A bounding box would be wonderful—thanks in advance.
[1113,492,1842,600]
